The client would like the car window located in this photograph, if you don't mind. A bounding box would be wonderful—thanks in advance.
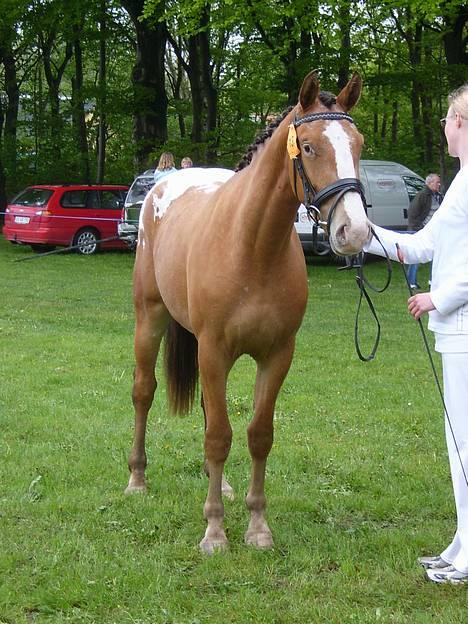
[100,190,124,209]
[403,176,426,202]
[61,190,88,208]
[126,177,154,205]
[12,188,53,207]
[87,191,100,208]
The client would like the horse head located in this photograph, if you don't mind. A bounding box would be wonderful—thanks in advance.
[288,70,370,256]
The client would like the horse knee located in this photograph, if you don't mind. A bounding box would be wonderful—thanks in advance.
[247,422,273,459]
[204,425,232,463]
[132,374,157,410]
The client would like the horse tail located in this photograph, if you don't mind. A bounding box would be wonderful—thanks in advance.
[164,318,199,415]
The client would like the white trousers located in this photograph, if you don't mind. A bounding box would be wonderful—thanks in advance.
[439,352,468,573]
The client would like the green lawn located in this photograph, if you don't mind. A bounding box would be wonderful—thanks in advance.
[1,237,465,624]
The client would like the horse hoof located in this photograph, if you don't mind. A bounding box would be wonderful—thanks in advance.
[199,537,229,555]
[124,484,147,495]
[244,531,274,549]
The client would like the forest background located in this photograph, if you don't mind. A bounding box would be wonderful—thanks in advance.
[0,0,466,219]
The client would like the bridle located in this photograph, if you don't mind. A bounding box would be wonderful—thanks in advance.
[289,111,366,239]
[288,110,393,363]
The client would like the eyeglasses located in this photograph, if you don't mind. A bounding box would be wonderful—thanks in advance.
[440,114,464,128]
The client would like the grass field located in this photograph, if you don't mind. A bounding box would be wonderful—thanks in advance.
[1,236,466,623]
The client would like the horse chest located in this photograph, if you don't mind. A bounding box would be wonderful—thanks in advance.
[224,286,306,352]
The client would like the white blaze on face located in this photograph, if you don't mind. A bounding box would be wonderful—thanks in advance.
[323,121,367,228]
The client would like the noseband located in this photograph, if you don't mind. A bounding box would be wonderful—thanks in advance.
[289,111,366,234]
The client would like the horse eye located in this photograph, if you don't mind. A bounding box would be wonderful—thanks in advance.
[302,144,314,156]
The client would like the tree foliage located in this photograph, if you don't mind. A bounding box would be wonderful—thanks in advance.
[0,0,466,217]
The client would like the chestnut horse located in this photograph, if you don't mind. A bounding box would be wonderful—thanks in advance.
[125,71,370,553]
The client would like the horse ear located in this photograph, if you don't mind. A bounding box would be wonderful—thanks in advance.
[299,70,320,110]
[336,72,362,111]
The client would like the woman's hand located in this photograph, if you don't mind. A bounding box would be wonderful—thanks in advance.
[408,292,435,320]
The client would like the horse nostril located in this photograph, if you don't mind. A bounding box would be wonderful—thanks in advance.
[336,223,347,243]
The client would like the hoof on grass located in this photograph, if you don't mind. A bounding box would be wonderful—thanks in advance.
[244,531,274,549]
[199,536,229,555]
[124,484,147,495]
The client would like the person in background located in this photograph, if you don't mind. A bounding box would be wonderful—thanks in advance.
[364,83,468,584]
[154,152,177,184]
[181,156,193,168]
[406,173,443,289]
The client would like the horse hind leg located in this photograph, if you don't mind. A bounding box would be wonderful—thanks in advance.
[201,392,234,501]
[245,341,295,548]
[125,292,169,494]
[198,340,233,553]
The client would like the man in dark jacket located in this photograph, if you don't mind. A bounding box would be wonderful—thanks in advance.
[407,173,442,288]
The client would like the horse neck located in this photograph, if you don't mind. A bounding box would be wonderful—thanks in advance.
[234,118,299,258]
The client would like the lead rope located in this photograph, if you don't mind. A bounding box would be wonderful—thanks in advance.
[395,243,468,487]
[13,235,122,262]
[353,228,392,361]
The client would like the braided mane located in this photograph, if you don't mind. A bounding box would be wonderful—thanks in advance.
[235,91,337,172]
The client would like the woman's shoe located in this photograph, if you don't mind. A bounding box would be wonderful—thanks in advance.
[426,565,468,584]
[418,555,450,569]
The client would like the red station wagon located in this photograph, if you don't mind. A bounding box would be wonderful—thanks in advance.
[3,184,129,255]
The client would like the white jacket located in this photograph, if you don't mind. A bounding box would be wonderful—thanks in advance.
[365,165,468,335]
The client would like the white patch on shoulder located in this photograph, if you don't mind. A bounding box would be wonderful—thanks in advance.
[323,121,365,221]
[152,167,234,220]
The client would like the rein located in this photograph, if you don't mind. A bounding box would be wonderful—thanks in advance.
[353,228,393,361]
[286,110,392,361]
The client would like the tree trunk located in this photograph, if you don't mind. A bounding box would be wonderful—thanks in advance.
[0,35,19,210]
[380,101,388,141]
[442,5,468,87]
[187,36,204,151]
[121,0,168,172]
[182,5,218,164]
[198,7,217,164]
[40,31,73,161]
[337,0,351,90]
[0,95,6,224]
[407,23,424,162]
[97,0,107,183]
[391,100,398,144]
[72,28,90,183]
[165,36,186,139]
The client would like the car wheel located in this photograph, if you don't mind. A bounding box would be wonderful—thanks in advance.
[30,244,56,253]
[74,228,99,255]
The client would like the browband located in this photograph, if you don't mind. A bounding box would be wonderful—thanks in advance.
[294,112,355,127]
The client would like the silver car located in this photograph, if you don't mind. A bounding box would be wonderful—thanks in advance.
[118,170,154,248]
[296,160,425,255]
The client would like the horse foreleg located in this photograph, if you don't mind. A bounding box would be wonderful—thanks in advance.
[198,345,232,553]
[201,392,234,501]
[245,341,295,548]
[125,299,169,494]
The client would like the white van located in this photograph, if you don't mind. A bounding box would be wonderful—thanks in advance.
[296,160,425,255]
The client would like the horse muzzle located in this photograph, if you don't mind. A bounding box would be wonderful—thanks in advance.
[328,193,371,256]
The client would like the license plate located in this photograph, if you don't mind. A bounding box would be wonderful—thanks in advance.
[14,216,30,224]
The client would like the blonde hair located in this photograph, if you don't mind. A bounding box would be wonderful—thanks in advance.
[448,84,468,119]
[181,157,193,168]
[157,152,175,171]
